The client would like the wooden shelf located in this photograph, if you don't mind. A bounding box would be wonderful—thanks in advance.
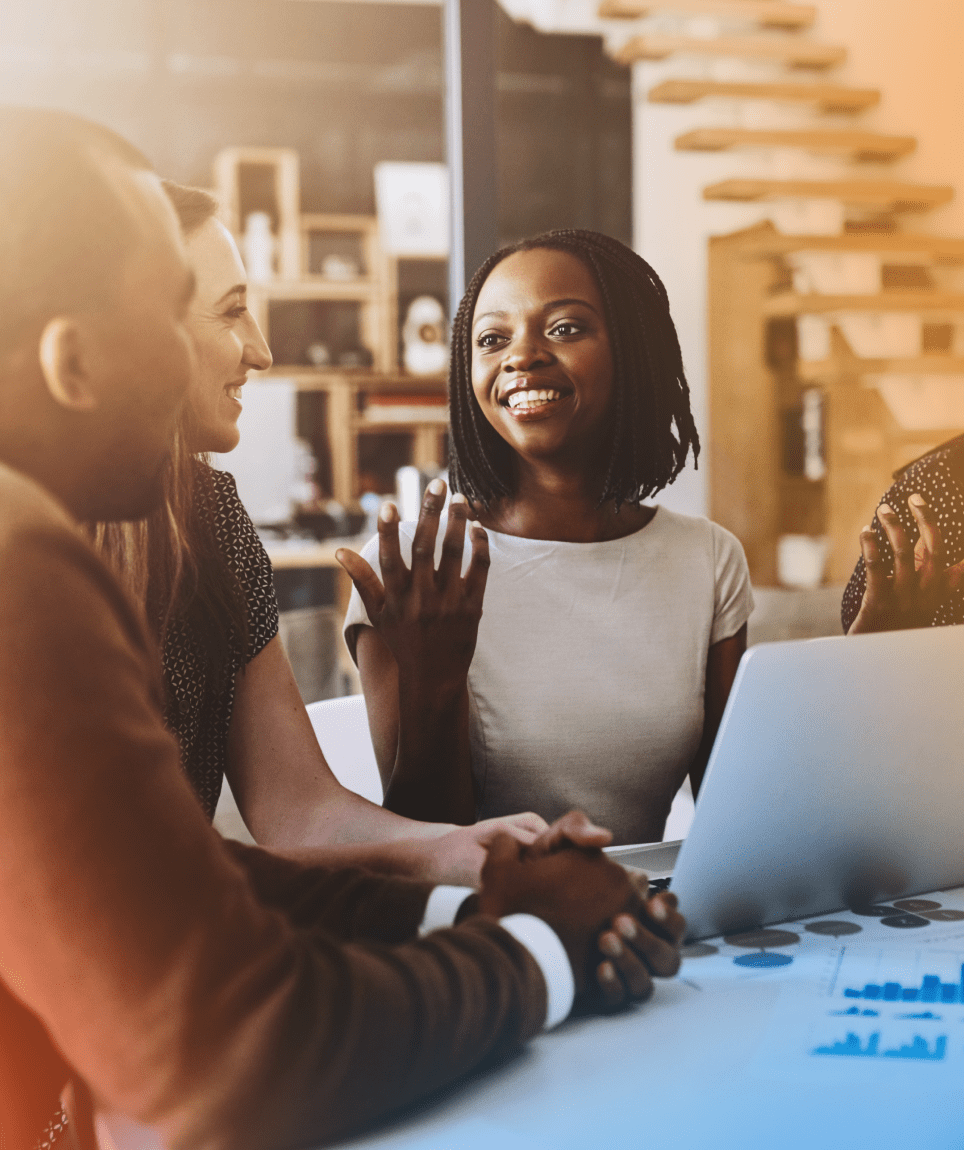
[259,369,446,392]
[612,33,846,69]
[249,279,381,302]
[764,291,964,317]
[675,127,915,161]
[648,78,878,112]
[704,178,954,211]
[709,223,964,260]
[598,0,815,28]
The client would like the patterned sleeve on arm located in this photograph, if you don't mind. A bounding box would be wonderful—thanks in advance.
[209,467,279,663]
[840,444,964,632]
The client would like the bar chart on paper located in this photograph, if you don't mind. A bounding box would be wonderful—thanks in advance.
[757,946,964,1083]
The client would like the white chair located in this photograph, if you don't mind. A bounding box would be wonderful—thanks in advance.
[306,694,383,805]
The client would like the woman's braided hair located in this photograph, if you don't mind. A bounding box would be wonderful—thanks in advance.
[447,228,700,509]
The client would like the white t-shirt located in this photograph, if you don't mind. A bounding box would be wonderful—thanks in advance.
[343,506,753,844]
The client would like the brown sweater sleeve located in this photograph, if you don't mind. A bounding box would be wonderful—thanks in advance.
[0,501,547,1150]
[223,840,436,945]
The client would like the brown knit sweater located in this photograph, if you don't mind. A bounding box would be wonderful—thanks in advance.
[0,462,547,1150]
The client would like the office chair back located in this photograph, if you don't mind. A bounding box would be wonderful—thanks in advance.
[305,694,383,805]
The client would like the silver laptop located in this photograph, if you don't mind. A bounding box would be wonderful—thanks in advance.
[609,625,964,940]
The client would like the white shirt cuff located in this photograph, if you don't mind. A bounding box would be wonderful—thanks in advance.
[498,913,575,1030]
[419,885,476,936]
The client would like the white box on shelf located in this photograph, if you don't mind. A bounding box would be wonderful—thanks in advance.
[374,162,449,257]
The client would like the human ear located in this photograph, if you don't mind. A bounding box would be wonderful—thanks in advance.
[37,317,98,412]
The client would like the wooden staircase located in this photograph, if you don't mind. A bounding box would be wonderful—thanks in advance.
[495,0,964,585]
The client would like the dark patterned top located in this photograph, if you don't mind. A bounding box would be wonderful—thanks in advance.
[841,435,964,633]
[163,465,279,819]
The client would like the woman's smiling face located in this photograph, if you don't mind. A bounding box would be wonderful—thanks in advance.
[470,247,614,467]
[182,217,272,454]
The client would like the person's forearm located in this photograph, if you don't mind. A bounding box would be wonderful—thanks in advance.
[253,781,455,852]
[384,677,477,824]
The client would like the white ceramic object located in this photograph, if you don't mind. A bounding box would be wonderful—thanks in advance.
[777,534,829,589]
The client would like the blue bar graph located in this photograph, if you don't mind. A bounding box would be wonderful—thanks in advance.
[813,1032,947,1061]
[842,965,964,1005]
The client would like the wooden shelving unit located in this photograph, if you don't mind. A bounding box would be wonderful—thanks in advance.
[648,78,879,112]
[675,127,915,162]
[213,146,450,509]
[250,370,448,507]
[612,32,846,69]
[709,226,964,586]
[598,0,815,27]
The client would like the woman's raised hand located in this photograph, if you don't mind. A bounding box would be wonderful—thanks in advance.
[849,494,964,634]
[336,478,490,691]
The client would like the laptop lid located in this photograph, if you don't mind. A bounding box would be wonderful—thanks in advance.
[669,625,964,940]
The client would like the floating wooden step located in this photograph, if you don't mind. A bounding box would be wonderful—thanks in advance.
[598,0,815,29]
[649,78,879,112]
[612,33,846,69]
[704,179,954,212]
[676,127,915,161]
[801,356,964,380]
[764,291,964,317]
[717,225,964,260]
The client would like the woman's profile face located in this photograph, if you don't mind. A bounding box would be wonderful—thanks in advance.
[182,218,272,454]
[470,247,614,468]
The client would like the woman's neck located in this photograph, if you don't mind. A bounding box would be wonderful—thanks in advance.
[474,462,655,543]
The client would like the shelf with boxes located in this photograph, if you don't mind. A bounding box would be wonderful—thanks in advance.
[213,145,450,507]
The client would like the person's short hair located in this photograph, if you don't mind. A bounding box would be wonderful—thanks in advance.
[447,229,700,509]
[0,106,152,358]
[161,180,220,238]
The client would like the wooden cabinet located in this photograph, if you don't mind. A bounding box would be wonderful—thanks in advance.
[709,224,964,585]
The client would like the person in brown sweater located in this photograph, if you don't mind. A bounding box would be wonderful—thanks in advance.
[0,106,685,1150]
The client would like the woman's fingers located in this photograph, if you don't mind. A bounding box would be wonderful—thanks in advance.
[908,493,945,586]
[410,478,447,594]
[528,810,613,856]
[948,558,964,592]
[877,504,914,595]
[376,501,408,600]
[437,492,470,597]
[335,548,386,620]
[462,523,491,612]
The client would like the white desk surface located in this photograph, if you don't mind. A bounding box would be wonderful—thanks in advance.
[333,886,964,1150]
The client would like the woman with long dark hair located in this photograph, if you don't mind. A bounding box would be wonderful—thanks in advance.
[94,182,546,883]
[341,230,753,843]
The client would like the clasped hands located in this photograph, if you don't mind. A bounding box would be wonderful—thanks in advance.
[850,493,964,633]
[477,810,684,1013]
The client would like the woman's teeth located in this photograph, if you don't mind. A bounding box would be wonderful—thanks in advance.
[506,388,562,410]
[225,385,243,401]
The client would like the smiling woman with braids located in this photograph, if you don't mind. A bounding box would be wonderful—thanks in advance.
[339,230,754,844]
